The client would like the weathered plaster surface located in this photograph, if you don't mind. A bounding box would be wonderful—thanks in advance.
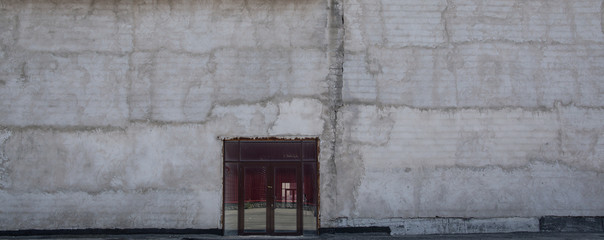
[1,0,603,233]
[344,44,604,107]
[331,0,604,230]
[334,104,604,220]
[0,0,334,230]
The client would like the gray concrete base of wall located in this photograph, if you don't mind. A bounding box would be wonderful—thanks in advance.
[390,217,539,235]
[325,216,604,236]
[1,217,602,237]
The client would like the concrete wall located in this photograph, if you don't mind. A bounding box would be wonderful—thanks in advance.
[0,0,603,233]
[333,0,604,232]
[0,0,338,230]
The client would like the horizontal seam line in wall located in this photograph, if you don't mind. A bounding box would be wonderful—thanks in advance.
[343,40,604,50]
[338,103,604,112]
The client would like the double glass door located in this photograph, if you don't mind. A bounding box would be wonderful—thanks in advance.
[223,140,318,236]
[242,163,301,235]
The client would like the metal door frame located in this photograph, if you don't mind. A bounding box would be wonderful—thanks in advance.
[222,139,319,236]
[238,162,303,236]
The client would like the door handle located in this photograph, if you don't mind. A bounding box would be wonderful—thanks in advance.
[267,186,273,189]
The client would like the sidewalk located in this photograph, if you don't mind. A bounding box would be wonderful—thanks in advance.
[1,232,604,240]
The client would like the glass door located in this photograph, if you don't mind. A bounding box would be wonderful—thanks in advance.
[273,165,301,234]
[242,165,268,234]
[240,163,302,235]
[223,140,318,236]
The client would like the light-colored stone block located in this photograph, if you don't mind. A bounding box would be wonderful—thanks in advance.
[0,190,220,230]
[339,105,560,169]
[344,0,448,51]
[344,43,604,108]
[343,49,457,107]
[17,1,133,53]
[212,48,329,103]
[2,124,222,193]
[447,0,604,44]
[0,52,129,127]
[133,0,327,53]
[128,51,214,122]
[269,98,325,136]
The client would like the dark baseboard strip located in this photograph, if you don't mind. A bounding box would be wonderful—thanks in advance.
[2,216,603,237]
[0,228,223,237]
[539,216,604,232]
[319,226,390,235]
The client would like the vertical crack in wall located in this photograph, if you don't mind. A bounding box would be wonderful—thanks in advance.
[127,0,136,122]
[601,0,604,34]
[12,14,20,46]
[564,1,578,41]
[442,0,453,44]
[325,0,345,222]
[330,0,344,110]
[0,130,11,189]
[18,62,28,84]
[86,0,96,17]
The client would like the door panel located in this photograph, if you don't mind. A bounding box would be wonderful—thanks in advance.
[274,166,299,233]
[224,163,239,235]
[243,166,268,233]
[303,163,318,233]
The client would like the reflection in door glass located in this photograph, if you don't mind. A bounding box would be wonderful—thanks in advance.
[244,167,267,233]
[274,167,297,233]
[303,163,317,233]
[224,163,238,235]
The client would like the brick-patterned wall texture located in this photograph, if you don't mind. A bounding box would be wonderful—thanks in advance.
[0,0,603,235]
